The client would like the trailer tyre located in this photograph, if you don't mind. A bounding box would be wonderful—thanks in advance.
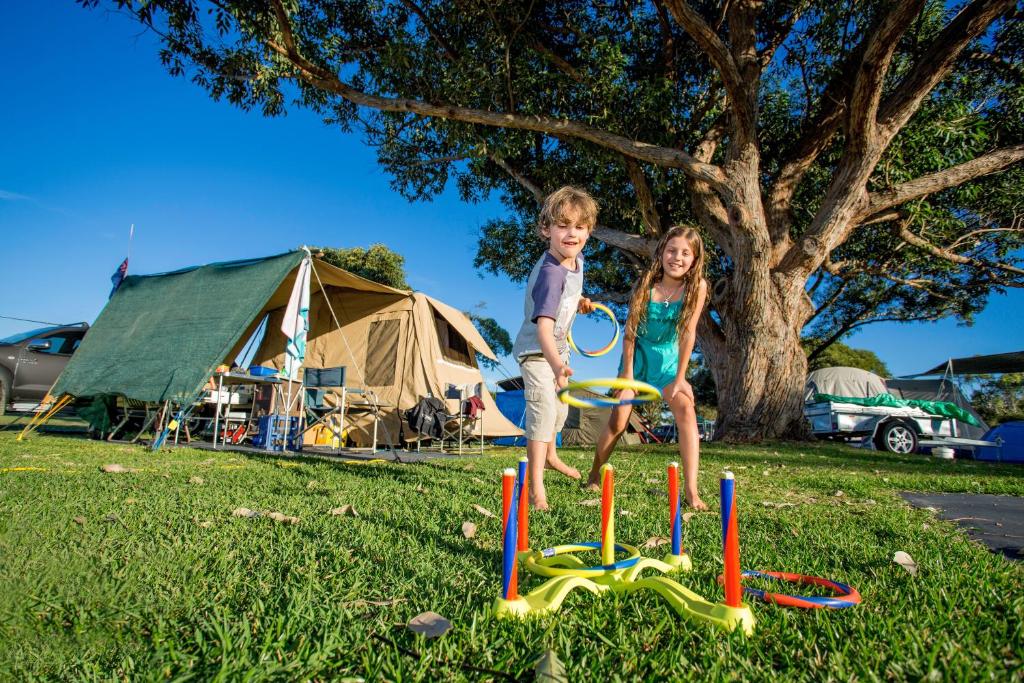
[875,420,918,454]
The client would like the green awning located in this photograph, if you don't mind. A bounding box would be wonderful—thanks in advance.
[52,251,305,403]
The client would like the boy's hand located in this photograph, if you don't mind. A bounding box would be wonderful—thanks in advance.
[577,297,594,314]
[554,364,573,391]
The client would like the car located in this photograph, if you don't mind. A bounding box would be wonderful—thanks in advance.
[0,322,89,413]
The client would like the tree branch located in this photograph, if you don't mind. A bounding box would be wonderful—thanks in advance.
[399,0,458,62]
[663,0,754,141]
[263,3,727,189]
[593,225,657,258]
[623,156,663,236]
[846,0,926,147]
[894,219,1024,279]
[486,152,544,202]
[759,2,805,69]
[862,143,1024,218]
[877,0,1018,138]
[487,149,657,259]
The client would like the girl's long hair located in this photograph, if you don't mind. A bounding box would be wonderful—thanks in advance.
[624,226,707,343]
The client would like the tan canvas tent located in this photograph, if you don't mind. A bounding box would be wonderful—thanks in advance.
[246,257,523,446]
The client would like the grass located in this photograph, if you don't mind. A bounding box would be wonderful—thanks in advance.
[1,432,1022,681]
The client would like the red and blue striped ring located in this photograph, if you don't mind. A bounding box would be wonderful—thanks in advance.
[737,570,861,609]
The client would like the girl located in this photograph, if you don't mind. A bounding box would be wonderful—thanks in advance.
[584,226,709,510]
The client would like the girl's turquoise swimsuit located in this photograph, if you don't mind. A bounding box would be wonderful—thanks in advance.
[619,294,681,391]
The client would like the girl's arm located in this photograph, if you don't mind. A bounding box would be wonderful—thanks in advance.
[667,280,708,402]
[619,332,636,381]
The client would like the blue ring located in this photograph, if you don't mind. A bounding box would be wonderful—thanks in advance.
[538,541,641,571]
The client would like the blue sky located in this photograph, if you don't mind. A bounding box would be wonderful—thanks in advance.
[1,3,1020,387]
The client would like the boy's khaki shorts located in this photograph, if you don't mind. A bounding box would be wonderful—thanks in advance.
[520,354,569,442]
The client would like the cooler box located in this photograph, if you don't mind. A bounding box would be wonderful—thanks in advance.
[252,415,303,452]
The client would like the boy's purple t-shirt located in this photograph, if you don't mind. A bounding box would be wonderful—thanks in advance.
[511,251,584,361]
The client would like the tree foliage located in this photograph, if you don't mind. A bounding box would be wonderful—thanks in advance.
[317,244,410,290]
[85,0,1024,439]
[972,372,1024,424]
[805,341,891,376]
[468,314,513,370]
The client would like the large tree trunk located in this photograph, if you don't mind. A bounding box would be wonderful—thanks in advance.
[700,268,813,442]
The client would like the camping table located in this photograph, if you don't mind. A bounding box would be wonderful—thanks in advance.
[339,395,390,454]
[211,372,285,449]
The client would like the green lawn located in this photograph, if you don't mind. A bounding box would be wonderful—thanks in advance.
[1,433,1022,681]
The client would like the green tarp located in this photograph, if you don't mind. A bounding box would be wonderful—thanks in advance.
[812,393,982,427]
[52,251,304,403]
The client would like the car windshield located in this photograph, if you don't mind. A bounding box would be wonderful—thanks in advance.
[0,325,61,345]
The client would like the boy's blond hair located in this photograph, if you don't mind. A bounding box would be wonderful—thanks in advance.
[538,186,599,238]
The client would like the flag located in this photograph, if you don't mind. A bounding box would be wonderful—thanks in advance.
[109,258,128,299]
[281,255,311,381]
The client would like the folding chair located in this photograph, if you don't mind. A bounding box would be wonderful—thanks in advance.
[441,382,485,456]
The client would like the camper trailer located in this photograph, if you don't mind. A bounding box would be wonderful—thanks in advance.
[804,366,996,455]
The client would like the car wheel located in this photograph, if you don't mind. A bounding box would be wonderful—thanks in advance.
[875,421,918,454]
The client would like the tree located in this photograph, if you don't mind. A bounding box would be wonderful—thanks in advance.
[317,244,410,290]
[89,0,1024,441]
[805,341,891,376]
[972,372,1024,424]
[468,313,513,371]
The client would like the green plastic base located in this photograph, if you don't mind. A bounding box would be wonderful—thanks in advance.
[495,546,754,633]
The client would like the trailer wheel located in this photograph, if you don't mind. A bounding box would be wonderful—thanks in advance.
[874,420,918,454]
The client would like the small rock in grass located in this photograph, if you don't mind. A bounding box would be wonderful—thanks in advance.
[267,511,299,525]
[641,536,669,549]
[102,514,119,523]
[330,504,359,517]
[189,476,204,485]
[124,498,137,505]
[198,520,214,529]
[893,551,918,575]
[619,509,631,516]
[407,611,452,638]
[579,498,601,507]
[73,516,86,525]
[100,463,130,474]
[834,490,845,498]
[461,521,477,539]
[471,504,496,519]
[682,512,694,523]
[232,507,259,518]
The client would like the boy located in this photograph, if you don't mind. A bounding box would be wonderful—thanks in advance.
[510,186,598,510]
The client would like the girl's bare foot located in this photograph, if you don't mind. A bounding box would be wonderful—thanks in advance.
[545,456,581,480]
[530,494,550,511]
[686,495,709,511]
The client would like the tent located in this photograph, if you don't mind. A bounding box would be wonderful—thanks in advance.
[805,367,887,400]
[974,422,1024,463]
[916,351,1024,377]
[52,250,522,446]
[493,377,648,446]
[805,366,988,440]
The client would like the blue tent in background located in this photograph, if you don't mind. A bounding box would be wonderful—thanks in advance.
[975,422,1024,463]
[494,388,561,447]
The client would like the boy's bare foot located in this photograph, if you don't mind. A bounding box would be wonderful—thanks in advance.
[686,495,709,511]
[530,494,550,511]
[545,456,581,480]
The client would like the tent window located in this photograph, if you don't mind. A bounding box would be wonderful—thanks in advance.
[366,319,400,386]
[434,312,473,366]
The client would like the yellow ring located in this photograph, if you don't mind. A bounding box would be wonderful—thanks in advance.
[557,378,661,409]
[525,542,643,578]
[568,302,620,358]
